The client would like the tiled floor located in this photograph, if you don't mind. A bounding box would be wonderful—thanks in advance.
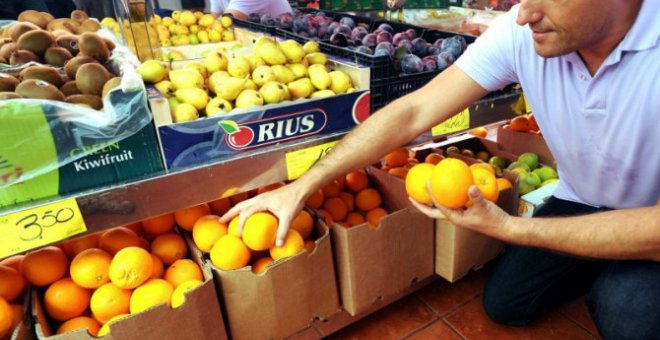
[327,262,602,340]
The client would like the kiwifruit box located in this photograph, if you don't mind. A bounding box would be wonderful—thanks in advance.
[327,167,435,316]
[198,220,339,340]
[31,239,228,340]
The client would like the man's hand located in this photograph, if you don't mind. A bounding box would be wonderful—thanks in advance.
[220,182,308,247]
[409,184,512,238]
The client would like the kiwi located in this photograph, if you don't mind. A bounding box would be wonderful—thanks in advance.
[102,77,122,97]
[60,80,82,96]
[65,94,103,110]
[55,35,79,56]
[0,73,20,91]
[103,38,116,52]
[0,92,22,100]
[76,63,111,95]
[80,19,101,33]
[44,47,73,67]
[15,79,65,100]
[8,22,41,42]
[17,30,54,56]
[10,50,41,65]
[50,30,71,39]
[64,55,98,80]
[0,56,6,64]
[47,19,80,35]
[19,66,64,88]
[71,10,89,24]
[0,43,17,60]
[79,32,109,63]
[18,10,49,29]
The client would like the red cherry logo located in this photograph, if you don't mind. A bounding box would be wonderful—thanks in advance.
[227,126,254,147]
[352,91,371,124]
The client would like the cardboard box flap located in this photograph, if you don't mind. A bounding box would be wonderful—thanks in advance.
[496,125,556,167]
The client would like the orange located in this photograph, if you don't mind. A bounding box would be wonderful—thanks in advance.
[290,210,314,240]
[227,216,240,237]
[21,246,68,287]
[98,227,141,256]
[57,316,100,336]
[229,191,249,205]
[0,266,25,302]
[0,255,24,272]
[383,148,409,167]
[251,257,274,274]
[321,180,342,198]
[323,197,348,222]
[149,254,164,279]
[256,182,285,195]
[122,222,144,237]
[336,176,346,191]
[141,213,176,235]
[509,116,530,132]
[381,164,391,172]
[164,259,203,288]
[528,113,539,131]
[9,303,22,331]
[70,248,112,289]
[208,197,232,216]
[405,163,434,204]
[192,215,227,252]
[90,282,131,324]
[305,189,324,209]
[339,192,355,212]
[430,158,474,208]
[0,298,14,338]
[303,240,315,253]
[496,177,513,191]
[404,162,418,170]
[366,207,388,228]
[97,313,129,337]
[44,278,90,321]
[318,209,334,226]
[129,279,173,314]
[60,233,100,260]
[151,233,188,265]
[171,279,203,308]
[137,237,150,250]
[108,247,153,289]
[469,168,499,205]
[355,188,382,211]
[345,212,365,226]
[241,212,278,251]
[269,229,304,261]
[470,126,488,138]
[469,162,496,176]
[345,170,368,193]
[388,167,408,179]
[174,204,211,231]
[210,235,250,270]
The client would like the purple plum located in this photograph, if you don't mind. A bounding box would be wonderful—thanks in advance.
[377,23,394,34]
[333,24,352,37]
[292,18,309,33]
[278,13,293,29]
[405,28,417,40]
[260,14,276,26]
[392,32,408,46]
[400,54,424,74]
[328,22,339,33]
[362,33,378,48]
[318,24,331,39]
[422,56,438,72]
[248,13,260,22]
[411,38,428,57]
[339,17,356,29]
[433,38,445,48]
[330,33,349,47]
[452,35,467,50]
[396,39,413,53]
[355,45,373,55]
[441,38,464,58]
[437,51,455,70]
[427,45,441,56]
[376,31,393,43]
[375,41,395,56]
[351,26,368,42]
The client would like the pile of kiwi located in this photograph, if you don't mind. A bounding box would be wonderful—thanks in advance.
[0,10,121,110]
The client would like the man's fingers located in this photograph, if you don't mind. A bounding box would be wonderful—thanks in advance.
[219,204,241,223]
[274,214,293,247]
[409,197,447,219]
[467,185,486,207]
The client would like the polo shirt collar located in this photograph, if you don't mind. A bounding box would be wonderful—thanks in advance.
[620,0,659,52]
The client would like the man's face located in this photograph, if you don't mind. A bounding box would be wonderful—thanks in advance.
[516,0,618,57]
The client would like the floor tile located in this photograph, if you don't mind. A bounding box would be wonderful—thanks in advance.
[327,295,437,340]
[404,320,463,340]
[416,267,491,317]
[559,297,602,339]
[444,298,596,340]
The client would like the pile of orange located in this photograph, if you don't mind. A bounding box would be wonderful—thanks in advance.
[0,255,26,338]
[378,147,448,180]
[503,114,540,135]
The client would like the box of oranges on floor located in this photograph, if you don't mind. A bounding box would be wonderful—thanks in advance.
[25,218,227,339]
[179,189,339,340]
[312,166,434,316]
[400,137,519,282]
[0,257,32,340]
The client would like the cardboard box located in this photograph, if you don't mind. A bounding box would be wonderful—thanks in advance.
[329,167,435,316]
[518,181,559,218]
[32,246,227,340]
[7,286,34,340]
[205,222,339,340]
[496,125,555,167]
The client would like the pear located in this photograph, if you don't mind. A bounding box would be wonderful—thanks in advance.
[247,56,265,72]
[304,52,328,65]
[204,51,228,73]
[227,55,250,78]
[253,36,276,52]
[287,64,308,80]
[311,90,336,99]
[235,89,263,109]
[154,80,175,98]
[185,62,208,78]
[281,86,291,101]
[271,65,295,84]
[136,60,167,83]
[259,81,287,104]
[210,76,245,101]
[287,78,314,99]
[303,41,320,54]
[257,43,286,66]
[308,64,331,90]
[172,102,199,123]
[169,69,204,90]
[244,79,258,91]
[205,97,233,117]
[278,40,305,63]
[329,70,352,94]
[175,87,209,110]
[168,97,180,111]
[207,71,230,93]
[251,65,276,87]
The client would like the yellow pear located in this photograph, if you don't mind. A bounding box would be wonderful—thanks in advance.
[244,79,258,91]
[227,55,251,78]
[257,43,287,66]
[271,65,296,84]
[329,70,352,94]
[247,56,266,72]
[210,77,245,101]
[308,64,331,90]
[235,89,264,109]
[206,97,233,116]
[185,62,208,78]
[197,30,209,43]
[222,30,234,41]
[221,16,232,28]
[287,63,308,80]
[251,65,276,87]
[154,80,175,98]
[287,78,314,99]
[253,36,276,51]
[207,71,230,93]
[303,41,320,54]
[204,52,228,73]
[304,52,328,65]
[208,29,221,42]
[198,14,215,27]
[311,90,336,98]
[172,102,198,123]
[175,87,209,110]
[136,60,167,83]
[179,11,197,26]
[169,69,205,90]
[278,40,305,63]
[259,81,287,104]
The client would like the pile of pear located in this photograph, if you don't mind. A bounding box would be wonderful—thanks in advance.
[0,11,121,109]
[137,37,356,123]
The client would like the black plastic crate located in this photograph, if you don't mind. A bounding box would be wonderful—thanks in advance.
[370,71,439,111]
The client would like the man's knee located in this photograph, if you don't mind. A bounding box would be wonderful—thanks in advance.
[482,284,532,327]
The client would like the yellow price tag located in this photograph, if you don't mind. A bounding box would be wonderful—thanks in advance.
[431,108,470,136]
[0,199,87,259]
[523,94,533,113]
[285,141,339,180]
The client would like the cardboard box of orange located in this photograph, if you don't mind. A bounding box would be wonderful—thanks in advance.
[200,220,339,340]
[31,239,228,340]
[327,167,435,316]
[414,135,519,282]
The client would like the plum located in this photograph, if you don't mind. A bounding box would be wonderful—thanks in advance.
[292,18,309,33]
[330,33,349,46]
[400,54,423,74]
[427,45,441,56]
[422,55,438,72]
[355,45,373,55]
[362,33,378,48]
[248,13,260,22]
[260,14,276,26]
[351,26,368,42]
[278,13,293,29]
[376,31,393,44]
[375,41,395,56]
[392,32,408,45]
[328,22,339,33]
[339,17,356,29]
[436,51,455,69]
[411,38,428,57]
[452,35,467,50]
[377,23,394,34]
[397,39,413,53]
[441,38,464,58]
[333,24,352,37]
[433,38,444,48]
[318,24,331,39]
[405,28,417,40]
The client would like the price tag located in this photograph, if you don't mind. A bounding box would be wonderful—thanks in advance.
[431,108,470,136]
[285,141,339,180]
[524,94,533,113]
[0,199,87,258]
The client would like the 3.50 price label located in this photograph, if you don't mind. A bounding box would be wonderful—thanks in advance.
[285,141,339,180]
[0,199,87,258]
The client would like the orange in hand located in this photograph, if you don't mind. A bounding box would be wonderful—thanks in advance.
[405,163,435,205]
[430,158,473,208]
[469,167,499,206]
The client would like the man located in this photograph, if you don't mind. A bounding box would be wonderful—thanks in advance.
[221,1,660,338]
[209,0,292,20]
[0,0,48,20]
